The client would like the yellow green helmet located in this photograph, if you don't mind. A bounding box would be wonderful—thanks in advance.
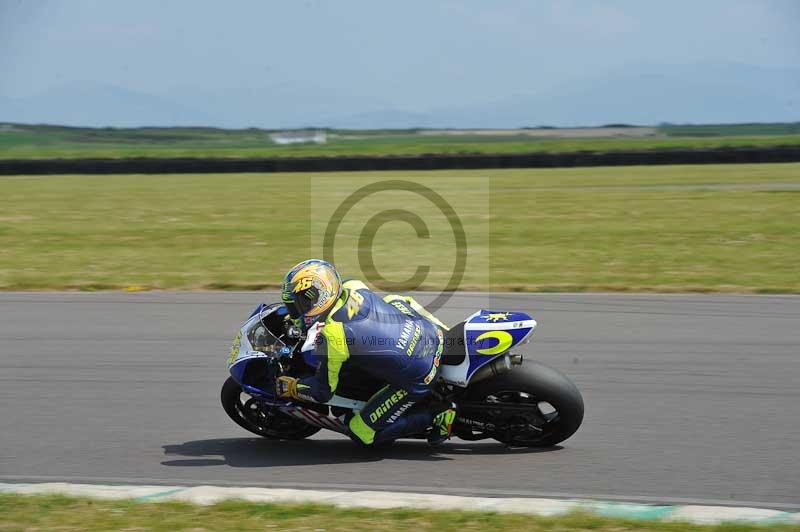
[281,259,342,327]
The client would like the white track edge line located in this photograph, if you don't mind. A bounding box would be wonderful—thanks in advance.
[1,482,798,525]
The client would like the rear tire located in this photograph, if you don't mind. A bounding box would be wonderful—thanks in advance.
[220,377,321,440]
[466,361,584,447]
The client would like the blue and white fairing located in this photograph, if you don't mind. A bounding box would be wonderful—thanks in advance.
[227,303,291,396]
[439,310,537,387]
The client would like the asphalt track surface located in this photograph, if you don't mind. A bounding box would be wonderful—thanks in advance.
[1,292,798,509]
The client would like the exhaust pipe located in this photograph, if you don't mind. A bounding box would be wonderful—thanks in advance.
[469,353,523,384]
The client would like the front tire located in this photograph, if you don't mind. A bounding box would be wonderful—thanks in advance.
[465,361,584,447]
[220,377,321,440]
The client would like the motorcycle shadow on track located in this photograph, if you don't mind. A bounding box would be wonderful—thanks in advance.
[161,438,561,469]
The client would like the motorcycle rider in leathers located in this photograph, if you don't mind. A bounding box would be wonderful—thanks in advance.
[275,259,456,445]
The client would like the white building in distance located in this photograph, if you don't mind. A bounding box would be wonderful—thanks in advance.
[269,130,327,145]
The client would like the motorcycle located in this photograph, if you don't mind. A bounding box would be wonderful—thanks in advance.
[221,302,584,447]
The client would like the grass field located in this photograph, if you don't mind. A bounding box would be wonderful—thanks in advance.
[1,123,799,159]
[660,123,800,137]
[1,494,797,532]
[1,163,798,293]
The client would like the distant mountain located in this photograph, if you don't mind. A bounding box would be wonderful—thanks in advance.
[0,81,215,127]
[1,63,797,128]
[325,109,434,129]
[430,62,800,128]
[163,83,392,129]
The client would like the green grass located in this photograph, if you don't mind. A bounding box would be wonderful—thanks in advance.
[1,163,799,292]
[1,494,796,532]
[1,123,799,159]
[660,123,800,137]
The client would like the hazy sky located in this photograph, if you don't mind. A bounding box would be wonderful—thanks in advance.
[2,0,798,105]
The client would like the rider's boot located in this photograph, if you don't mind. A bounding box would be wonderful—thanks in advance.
[427,404,457,446]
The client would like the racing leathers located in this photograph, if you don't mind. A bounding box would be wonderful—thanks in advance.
[295,279,447,445]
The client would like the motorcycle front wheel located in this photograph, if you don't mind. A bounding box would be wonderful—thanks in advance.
[220,376,321,440]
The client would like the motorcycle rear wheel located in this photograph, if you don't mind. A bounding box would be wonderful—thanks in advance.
[220,376,321,440]
[465,361,584,447]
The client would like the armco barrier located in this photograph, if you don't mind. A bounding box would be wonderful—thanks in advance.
[1,146,799,175]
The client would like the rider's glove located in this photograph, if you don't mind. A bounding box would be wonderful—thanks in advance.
[276,375,300,399]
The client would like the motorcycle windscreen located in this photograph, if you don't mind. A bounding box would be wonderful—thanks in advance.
[229,304,292,394]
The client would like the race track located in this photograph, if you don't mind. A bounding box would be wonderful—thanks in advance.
[1,292,798,509]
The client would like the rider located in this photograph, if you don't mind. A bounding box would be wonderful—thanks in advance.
[275,259,456,446]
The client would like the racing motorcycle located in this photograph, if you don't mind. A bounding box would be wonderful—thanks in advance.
[221,302,584,447]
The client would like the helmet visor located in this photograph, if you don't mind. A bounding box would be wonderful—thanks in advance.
[282,291,315,320]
